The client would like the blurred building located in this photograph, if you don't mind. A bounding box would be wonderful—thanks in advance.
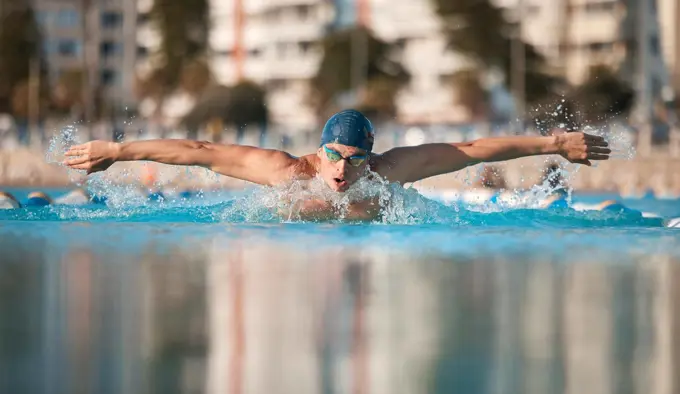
[133,0,474,128]
[29,0,680,129]
[208,0,332,129]
[497,0,673,121]
[370,0,471,124]
[32,0,139,110]
[658,0,680,95]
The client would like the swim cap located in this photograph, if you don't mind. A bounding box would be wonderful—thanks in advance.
[25,191,52,207]
[320,109,375,152]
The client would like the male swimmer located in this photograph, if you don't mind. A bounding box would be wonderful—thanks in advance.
[64,109,611,220]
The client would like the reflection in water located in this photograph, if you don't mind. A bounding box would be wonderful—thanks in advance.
[1,234,679,394]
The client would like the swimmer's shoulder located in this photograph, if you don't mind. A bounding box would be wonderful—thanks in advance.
[368,151,399,179]
[286,153,318,179]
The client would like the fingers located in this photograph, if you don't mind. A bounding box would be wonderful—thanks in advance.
[64,149,84,157]
[572,159,592,166]
[67,163,91,170]
[584,134,609,148]
[589,139,609,147]
[65,147,89,157]
[63,156,89,166]
[584,133,605,141]
[587,146,611,154]
[69,143,87,151]
[587,153,609,161]
[64,143,91,156]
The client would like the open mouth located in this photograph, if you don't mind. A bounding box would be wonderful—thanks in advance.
[333,178,348,190]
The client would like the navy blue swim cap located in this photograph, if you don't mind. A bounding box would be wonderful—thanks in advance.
[320,109,375,152]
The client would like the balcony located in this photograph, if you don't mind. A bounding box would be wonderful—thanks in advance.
[567,14,621,44]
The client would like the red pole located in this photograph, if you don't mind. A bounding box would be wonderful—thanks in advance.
[357,0,370,27]
[233,0,244,81]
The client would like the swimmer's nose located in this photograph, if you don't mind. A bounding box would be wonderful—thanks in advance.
[336,159,349,173]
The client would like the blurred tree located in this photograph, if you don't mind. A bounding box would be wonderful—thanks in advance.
[52,69,85,115]
[444,69,488,121]
[310,26,410,120]
[135,0,210,101]
[181,85,231,133]
[568,65,635,125]
[179,59,212,96]
[527,65,635,132]
[0,1,47,117]
[225,80,268,132]
[181,81,268,142]
[356,76,403,122]
[432,0,561,105]
[10,81,32,119]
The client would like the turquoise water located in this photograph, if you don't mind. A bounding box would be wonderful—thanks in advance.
[1,185,680,393]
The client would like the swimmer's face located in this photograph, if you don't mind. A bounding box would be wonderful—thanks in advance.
[317,143,369,192]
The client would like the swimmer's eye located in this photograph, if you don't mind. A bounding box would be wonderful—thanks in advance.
[325,150,343,162]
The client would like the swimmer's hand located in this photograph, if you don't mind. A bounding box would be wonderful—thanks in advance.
[64,141,119,174]
[554,131,610,166]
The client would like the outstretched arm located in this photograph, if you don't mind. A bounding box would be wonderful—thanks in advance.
[376,132,610,184]
[63,139,300,186]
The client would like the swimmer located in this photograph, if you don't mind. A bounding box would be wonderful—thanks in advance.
[54,188,91,205]
[25,191,53,207]
[0,191,21,209]
[64,109,611,220]
[595,199,642,217]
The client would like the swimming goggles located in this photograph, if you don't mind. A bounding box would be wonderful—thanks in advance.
[323,145,367,167]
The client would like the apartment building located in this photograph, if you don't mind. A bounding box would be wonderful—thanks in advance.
[370,0,472,124]
[103,0,680,128]
[208,0,332,128]
[32,0,138,109]
[658,0,680,94]
[497,0,672,121]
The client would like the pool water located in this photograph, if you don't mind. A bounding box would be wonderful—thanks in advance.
[1,185,679,394]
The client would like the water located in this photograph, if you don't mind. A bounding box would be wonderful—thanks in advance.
[1,181,680,394]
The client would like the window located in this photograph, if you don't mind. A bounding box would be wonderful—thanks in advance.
[36,11,51,27]
[137,46,149,57]
[57,39,81,56]
[56,9,79,27]
[295,5,311,20]
[248,48,262,57]
[101,69,119,85]
[101,12,122,28]
[137,12,151,24]
[394,38,408,51]
[42,39,56,55]
[650,35,660,56]
[100,41,122,57]
[588,42,614,53]
[267,79,288,91]
[216,49,233,58]
[298,41,313,54]
[584,1,617,13]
